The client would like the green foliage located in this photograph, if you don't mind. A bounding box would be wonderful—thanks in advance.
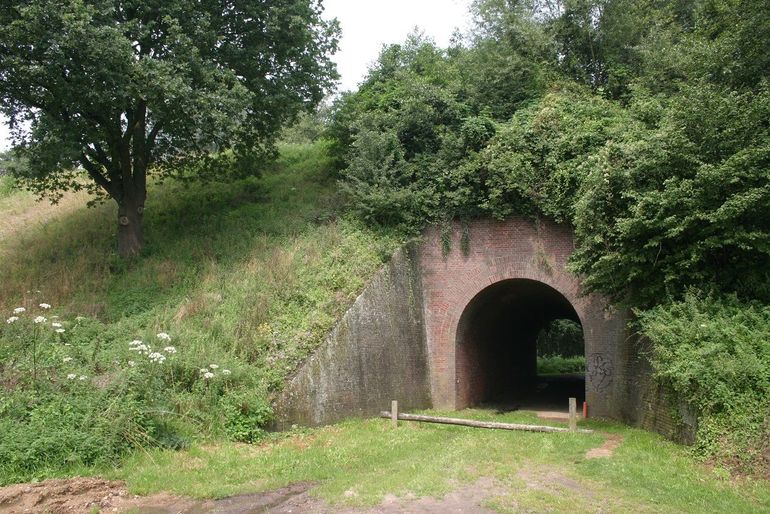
[465,0,553,116]
[639,293,770,473]
[279,106,332,145]
[0,305,250,483]
[0,390,150,484]
[331,36,479,231]
[536,319,584,358]
[221,391,274,443]
[0,151,22,198]
[332,0,770,311]
[537,355,586,375]
[479,84,631,222]
[0,174,16,199]
[571,83,770,306]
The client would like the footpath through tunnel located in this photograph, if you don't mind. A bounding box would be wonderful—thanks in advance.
[455,279,585,412]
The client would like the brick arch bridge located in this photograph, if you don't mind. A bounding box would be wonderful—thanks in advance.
[420,218,623,417]
[277,217,694,441]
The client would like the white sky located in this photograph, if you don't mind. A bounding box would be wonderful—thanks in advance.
[0,0,471,151]
[324,0,471,91]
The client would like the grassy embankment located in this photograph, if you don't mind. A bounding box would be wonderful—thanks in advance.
[0,143,402,484]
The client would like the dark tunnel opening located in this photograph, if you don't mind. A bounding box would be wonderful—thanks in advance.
[455,279,585,411]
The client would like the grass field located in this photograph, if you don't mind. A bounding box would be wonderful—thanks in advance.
[112,409,770,513]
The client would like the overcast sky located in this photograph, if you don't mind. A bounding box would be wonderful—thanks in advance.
[0,0,471,151]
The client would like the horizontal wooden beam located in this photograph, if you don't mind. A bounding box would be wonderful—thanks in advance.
[379,411,593,434]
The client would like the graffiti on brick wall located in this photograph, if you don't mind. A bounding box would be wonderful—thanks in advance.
[587,353,613,393]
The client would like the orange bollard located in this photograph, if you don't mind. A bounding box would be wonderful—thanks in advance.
[582,401,588,419]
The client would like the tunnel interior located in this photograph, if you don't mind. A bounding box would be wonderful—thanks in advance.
[455,279,585,411]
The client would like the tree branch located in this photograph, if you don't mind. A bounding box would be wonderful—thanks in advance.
[80,153,115,198]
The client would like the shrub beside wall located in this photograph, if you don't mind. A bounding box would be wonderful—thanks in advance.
[638,293,770,474]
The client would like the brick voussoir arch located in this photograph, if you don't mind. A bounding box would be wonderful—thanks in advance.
[419,218,624,416]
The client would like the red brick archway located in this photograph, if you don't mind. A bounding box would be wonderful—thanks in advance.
[418,218,627,418]
[455,278,583,408]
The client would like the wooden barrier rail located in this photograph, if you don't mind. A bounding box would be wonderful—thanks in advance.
[380,409,593,434]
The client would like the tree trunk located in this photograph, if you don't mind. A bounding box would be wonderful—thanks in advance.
[117,196,144,259]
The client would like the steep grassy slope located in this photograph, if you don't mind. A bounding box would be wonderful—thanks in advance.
[0,143,401,484]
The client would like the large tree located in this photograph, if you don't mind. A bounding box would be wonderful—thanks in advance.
[0,0,339,257]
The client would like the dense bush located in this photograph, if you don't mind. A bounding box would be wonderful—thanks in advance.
[331,0,770,311]
[638,294,770,473]
[0,303,269,484]
[571,84,770,307]
[0,390,152,483]
[536,319,584,358]
[537,355,585,375]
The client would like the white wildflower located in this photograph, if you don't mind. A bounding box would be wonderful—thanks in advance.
[55,328,66,334]
[13,307,25,314]
[209,364,219,369]
[163,346,177,354]
[33,316,47,324]
[51,322,62,328]
[79,375,87,381]
[222,369,231,375]
[156,332,171,341]
[203,372,214,379]
[127,360,136,367]
[129,343,149,353]
[148,352,166,363]
[6,316,18,324]
[75,316,86,321]
[67,373,77,380]
[199,368,208,374]
[63,357,73,363]
[129,339,143,346]
[39,303,51,309]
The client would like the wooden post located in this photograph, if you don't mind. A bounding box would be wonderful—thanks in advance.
[391,400,398,428]
[569,397,577,432]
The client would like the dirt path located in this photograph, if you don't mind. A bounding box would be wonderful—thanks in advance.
[585,433,624,459]
[0,477,195,514]
[0,477,505,514]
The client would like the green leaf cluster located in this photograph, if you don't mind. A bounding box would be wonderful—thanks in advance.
[332,0,770,309]
[639,294,770,473]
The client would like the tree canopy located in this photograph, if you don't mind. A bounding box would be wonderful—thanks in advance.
[0,0,339,257]
[329,0,770,308]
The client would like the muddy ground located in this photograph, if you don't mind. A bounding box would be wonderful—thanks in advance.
[0,476,503,513]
